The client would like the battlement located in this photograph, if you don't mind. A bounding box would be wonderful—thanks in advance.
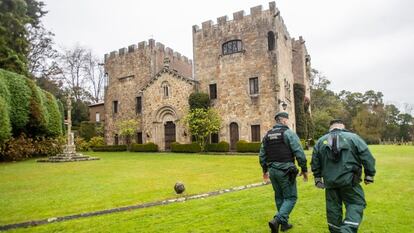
[104,39,192,66]
[192,1,283,33]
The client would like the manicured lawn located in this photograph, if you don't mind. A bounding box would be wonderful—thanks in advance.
[2,145,414,232]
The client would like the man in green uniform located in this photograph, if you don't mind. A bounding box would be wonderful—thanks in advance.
[259,112,308,233]
[311,119,376,233]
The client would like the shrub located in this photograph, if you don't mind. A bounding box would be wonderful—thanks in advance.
[0,69,31,134]
[205,141,230,152]
[171,142,201,153]
[43,91,62,137]
[0,97,11,143]
[189,92,210,109]
[236,140,261,153]
[25,79,48,136]
[32,136,65,157]
[79,121,96,141]
[90,145,127,152]
[129,142,158,152]
[89,136,105,147]
[75,137,89,152]
[0,134,35,161]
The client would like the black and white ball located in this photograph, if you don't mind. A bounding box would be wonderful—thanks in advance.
[174,182,185,194]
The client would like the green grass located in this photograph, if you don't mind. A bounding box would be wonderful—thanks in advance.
[1,145,414,232]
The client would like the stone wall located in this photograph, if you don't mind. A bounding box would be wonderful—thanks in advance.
[192,1,299,145]
[88,103,105,123]
[140,69,197,150]
[104,40,193,145]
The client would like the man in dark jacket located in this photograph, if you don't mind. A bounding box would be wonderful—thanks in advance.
[311,119,376,233]
[259,112,308,233]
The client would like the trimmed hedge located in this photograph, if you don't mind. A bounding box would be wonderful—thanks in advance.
[0,97,11,143]
[79,121,96,141]
[205,141,230,152]
[0,69,31,134]
[129,142,158,152]
[236,140,261,153]
[91,145,127,152]
[171,142,201,153]
[43,91,62,137]
[26,79,48,136]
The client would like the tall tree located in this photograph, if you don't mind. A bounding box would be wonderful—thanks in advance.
[0,0,47,75]
[83,51,104,103]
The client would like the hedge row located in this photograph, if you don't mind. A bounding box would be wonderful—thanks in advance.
[129,142,158,152]
[236,140,261,153]
[171,142,201,153]
[90,145,127,152]
[0,69,63,142]
[205,141,230,152]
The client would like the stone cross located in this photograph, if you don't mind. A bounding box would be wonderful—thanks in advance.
[66,95,73,146]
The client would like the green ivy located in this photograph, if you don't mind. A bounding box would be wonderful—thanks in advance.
[293,84,307,139]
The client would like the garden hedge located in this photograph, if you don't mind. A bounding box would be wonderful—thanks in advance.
[171,142,201,153]
[79,121,96,141]
[90,145,127,152]
[205,141,230,152]
[129,142,158,152]
[0,97,11,143]
[236,140,261,153]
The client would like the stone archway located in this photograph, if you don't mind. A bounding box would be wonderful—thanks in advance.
[154,106,178,151]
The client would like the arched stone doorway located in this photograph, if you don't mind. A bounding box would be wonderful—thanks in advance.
[154,106,178,151]
[230,122,239,151]
[164,121,176,150]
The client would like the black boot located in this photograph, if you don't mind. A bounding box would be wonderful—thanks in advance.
[268,218,280,233]
[281,223,293,232]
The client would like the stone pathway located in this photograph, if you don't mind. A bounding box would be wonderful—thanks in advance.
[0,182,270,231]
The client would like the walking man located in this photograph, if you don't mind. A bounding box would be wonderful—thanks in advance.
[259,112,308,233]
[311,119,376,233]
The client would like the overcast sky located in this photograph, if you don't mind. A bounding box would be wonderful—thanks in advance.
[42,0,414,109]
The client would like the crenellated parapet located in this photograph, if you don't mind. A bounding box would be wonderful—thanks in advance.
[192,1,290,37]
[104,39,193,67]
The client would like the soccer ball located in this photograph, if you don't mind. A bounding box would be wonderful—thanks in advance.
[174,182,185,194]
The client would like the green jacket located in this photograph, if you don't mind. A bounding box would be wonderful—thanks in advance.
[311,128,376,188]
[259,124,308,173]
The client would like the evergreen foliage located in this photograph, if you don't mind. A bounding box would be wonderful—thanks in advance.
[171,142,201,153]
[236,140,261,153]
[79,121,96,141]
[0,97,12,143]
[0,69,31,134]
[26,78,48,136]
[293,84,307,139]
[129,142,158,152]
[43,91,62,136]
[189,92,210,110]
[205,141,230,152]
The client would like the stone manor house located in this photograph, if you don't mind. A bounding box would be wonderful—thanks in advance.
[101,2,312,151]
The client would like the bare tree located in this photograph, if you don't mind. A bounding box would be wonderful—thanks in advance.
[83,51,105,103]
[27,24,60,78]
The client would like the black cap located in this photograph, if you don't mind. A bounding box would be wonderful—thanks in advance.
[330,119,344,126]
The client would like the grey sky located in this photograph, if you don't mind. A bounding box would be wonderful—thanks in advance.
[42,0,414,108]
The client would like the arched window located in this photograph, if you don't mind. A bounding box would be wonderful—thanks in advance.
[161,81,170,98]
[268,31,275,51]
[222,40,243,55]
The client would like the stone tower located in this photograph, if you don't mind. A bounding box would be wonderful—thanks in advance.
[193,2,311,149]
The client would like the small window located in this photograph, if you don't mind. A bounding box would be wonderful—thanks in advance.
[251,125,261,142]
[268,31,275,51]
[96,112,100,122]
[114,134,119,145]
[222,40,243,55]
[136,132,143,144]
[113,101,118,114]
[211,133,219,143]
[249,77,259,95]
[161,82,170,98]
[136,97,142,114]
[209,84,217,99]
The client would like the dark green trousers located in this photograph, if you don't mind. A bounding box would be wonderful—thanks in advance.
[325,184,366,233]
[269,167,297,224]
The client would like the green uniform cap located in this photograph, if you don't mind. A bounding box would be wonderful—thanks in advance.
[275,111,289,119]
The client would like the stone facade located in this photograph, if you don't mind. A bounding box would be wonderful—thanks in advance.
[103,1,312,151]
[88,103,105,123]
